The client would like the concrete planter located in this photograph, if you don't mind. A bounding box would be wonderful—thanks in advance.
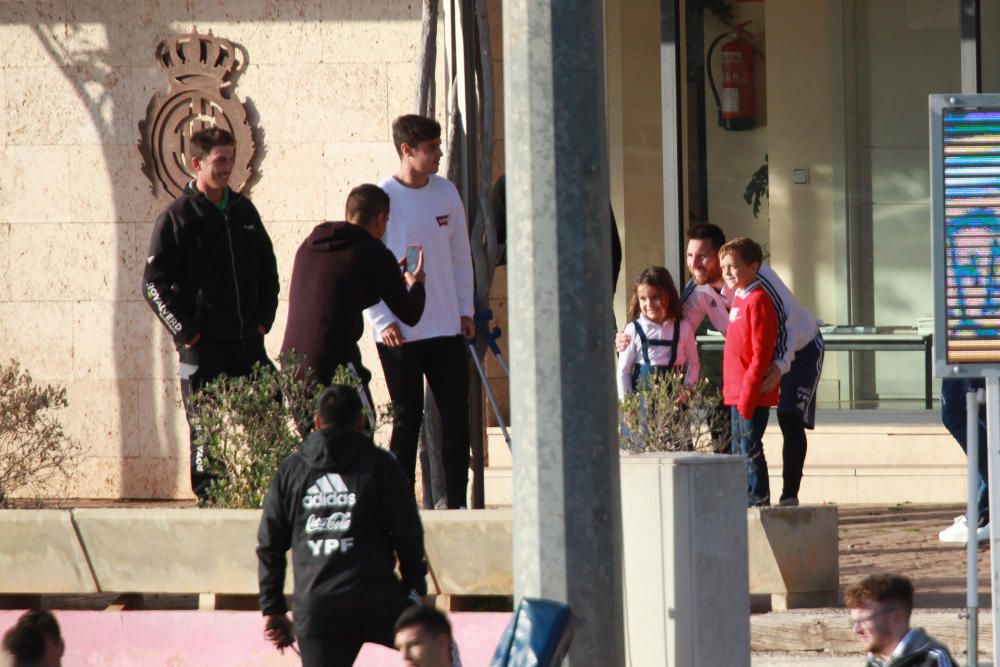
[619,452,750,667]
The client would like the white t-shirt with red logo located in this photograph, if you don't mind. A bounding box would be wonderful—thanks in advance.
[363,175,474,343]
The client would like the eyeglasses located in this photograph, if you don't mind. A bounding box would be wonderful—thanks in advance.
[848,607,897,628]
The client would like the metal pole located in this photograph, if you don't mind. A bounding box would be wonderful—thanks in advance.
[504,0,626,662]
[967,386,981,666]
[986,373,1000,664]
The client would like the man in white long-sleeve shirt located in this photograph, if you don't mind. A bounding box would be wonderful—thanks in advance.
[618,224,824,505]
[363,115,475,509]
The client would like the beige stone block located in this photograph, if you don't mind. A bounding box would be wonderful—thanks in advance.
[73,508,267,593]
[55,455,191,500]
[265,221,318,299]
[130,65,170,149]
[0,68,6,148]
[0,146,71,223]
[320,0,422,63]
[62,379,140,459]
[421,509,512,595]
[10,223,144,302]
[264,300,289,363]
[0,302,74,380]
[323,142,399,221]
[0,5,69,67]
[251,144,325,221]
[191,0,323,65]
[254,64,388,144]
[0,224,8,302]
[136,379,189,462]
[746,506,839,600]
[69,145,161,223]
[0,511,97,594]
[73,300,172,381]
[386,59,447,128]
[5,66,131,145]
[55,2,195,68]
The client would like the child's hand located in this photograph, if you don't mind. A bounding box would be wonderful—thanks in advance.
[615,331,631,352]
[760,363,781,392]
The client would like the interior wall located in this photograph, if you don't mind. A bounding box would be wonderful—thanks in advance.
[702,4,769,249]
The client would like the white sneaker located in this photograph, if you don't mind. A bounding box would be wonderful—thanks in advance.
[938,515,990,543]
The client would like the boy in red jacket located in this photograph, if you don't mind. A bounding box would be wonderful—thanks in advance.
[721,237,779,507]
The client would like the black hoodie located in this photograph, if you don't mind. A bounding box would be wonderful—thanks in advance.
[143,183,279,347]
[280,221,426,384]
[256,427,427,637]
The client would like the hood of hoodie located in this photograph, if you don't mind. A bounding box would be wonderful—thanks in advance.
[299,426,371,470]
[305,221,374,254]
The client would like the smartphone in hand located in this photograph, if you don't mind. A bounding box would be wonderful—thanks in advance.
[405,245,422,274]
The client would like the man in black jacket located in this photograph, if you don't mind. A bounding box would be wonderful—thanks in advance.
[281,183,426,400]
[142,127,280,501]
[257,385,426,666]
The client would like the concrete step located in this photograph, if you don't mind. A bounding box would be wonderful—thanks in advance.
[751,608,992,659]
[482,462,970,507]
[484,411,972,506]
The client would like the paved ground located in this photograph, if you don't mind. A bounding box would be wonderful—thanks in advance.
[837,503,990,608]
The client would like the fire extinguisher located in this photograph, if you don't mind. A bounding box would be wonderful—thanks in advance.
[707,21,756,131]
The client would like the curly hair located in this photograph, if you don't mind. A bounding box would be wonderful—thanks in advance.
[844,573,914,615]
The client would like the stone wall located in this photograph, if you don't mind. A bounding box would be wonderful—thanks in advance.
[0,1,453,499]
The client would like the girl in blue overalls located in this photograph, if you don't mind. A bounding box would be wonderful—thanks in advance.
[616,266,700,400]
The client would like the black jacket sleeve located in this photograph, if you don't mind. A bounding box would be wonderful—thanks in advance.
[254,214,280,333]
[377,452,428,595]
[143,210,197,347]
[372,246,426,327]
[257,464,292,615]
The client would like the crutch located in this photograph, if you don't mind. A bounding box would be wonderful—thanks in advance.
[473,297,510,377]
[467,340,512,451]
[346,362,376,434]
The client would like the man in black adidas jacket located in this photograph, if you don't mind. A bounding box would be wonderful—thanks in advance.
[142,127,279,501]
[257,385,427,666]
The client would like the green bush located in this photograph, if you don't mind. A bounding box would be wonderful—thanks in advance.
[0,360,81,507]
[619,372,729,454]
[190,354,392,509]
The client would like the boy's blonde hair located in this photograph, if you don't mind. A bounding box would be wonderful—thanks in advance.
[718,237,763,267]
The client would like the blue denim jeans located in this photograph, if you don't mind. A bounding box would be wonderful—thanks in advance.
[731,406,771,506]
[941,378,989,522]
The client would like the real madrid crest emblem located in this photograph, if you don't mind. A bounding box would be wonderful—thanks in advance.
[138,29,256,201]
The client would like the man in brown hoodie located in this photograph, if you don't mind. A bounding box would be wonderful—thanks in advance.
[281,184,426,399]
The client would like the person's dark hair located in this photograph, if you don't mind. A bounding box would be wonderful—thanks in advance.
[316,385,363,429]
[718,237,763,267]
[190,127,235,160]
[626,266,683,323]
[392,115,441,156]
[687,223,726,252]
[2,623,46,666]
[345,184,390,226]
[394,604,453,639]
[844,574,914,616]
[16,610,60,644]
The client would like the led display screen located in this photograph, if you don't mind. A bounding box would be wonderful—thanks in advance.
[942,108,1000,365]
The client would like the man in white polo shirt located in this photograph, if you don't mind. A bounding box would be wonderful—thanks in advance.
[364,114,475,509]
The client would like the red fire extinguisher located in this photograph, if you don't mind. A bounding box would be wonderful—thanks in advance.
[707,21,755,131]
